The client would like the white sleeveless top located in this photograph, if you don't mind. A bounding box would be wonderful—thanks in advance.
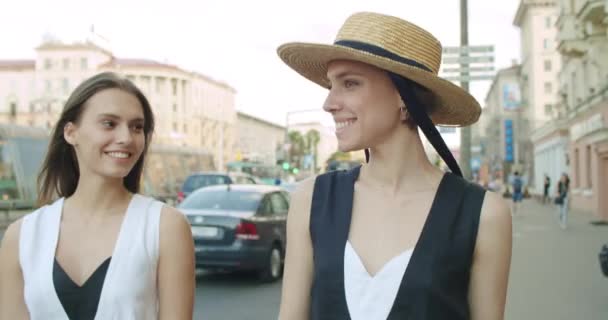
[344,241,413,320]
[19,194,163,320]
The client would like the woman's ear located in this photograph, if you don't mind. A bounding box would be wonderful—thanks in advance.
[64,122,78,146]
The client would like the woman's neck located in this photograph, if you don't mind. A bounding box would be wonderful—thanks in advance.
[360,127,444,196]
[64,175,133,219]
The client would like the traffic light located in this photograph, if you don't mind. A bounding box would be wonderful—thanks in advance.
[292,167,299,174]
[282,162,290,171]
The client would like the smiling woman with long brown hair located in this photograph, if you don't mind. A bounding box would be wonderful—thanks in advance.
[0,72,195,320]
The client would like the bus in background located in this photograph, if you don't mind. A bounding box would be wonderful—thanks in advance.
[0,124,49,209]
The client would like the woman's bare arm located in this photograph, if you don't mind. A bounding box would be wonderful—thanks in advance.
[278,177,316,320]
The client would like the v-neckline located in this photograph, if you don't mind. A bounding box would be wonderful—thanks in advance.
[345,241,413,279]
[50,194,138,317]
[54,257,112,289]
[344,166,451,317]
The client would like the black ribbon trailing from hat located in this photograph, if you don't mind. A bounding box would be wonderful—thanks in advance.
[335,40,463,177]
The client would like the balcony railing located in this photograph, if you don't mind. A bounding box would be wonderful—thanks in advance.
[568,83,608,118]
[557,14,588,56]
[577,0,606,24]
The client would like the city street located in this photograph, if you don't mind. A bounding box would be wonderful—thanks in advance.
[506,199,608,320]
[194,271,281,320]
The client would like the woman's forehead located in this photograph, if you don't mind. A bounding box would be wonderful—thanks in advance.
[327,60,381,77]
[83,89,144,118]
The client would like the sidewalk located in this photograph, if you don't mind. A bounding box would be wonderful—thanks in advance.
[506,199,608,320]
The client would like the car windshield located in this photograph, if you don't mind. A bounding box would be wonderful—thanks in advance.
[179,189,263,211]
[182,174,230,193]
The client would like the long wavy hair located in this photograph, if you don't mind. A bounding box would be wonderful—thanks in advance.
[37,72,155,206]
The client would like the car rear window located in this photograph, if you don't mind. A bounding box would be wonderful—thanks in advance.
[179,189,263,211]
[182,175,230,192]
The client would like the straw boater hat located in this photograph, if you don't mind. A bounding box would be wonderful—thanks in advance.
[277,12,481,127]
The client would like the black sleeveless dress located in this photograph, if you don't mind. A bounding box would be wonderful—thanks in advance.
[309,166,485,319]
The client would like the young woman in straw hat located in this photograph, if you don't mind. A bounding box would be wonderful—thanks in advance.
[0,72,195,319]
[277,12,511,320]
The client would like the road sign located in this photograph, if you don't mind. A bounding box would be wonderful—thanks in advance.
[442,45,494,54]
[442,56,494,64]
[443,75,495,81]
[441,66,495,73]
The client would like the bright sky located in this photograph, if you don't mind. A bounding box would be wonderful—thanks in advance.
[1,0,521,127]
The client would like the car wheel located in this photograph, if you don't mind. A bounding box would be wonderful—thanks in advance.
[259,244,282,282]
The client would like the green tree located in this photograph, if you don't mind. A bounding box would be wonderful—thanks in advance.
[287,130,305,169]
[305,129,321,171]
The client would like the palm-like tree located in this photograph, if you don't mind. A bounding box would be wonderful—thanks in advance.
[288,130,305,168]
[305,129,321,172]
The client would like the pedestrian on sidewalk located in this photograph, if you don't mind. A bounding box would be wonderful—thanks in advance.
[276,12,512,320]
[555,173,570,229]
[0,72,195,319]
[542,174,551,204]
[511,171,524,215]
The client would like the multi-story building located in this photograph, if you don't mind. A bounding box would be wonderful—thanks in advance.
[513,0,563,193]
[235,111,285,165]
[477,65,530,184]
[514,0,562,129]
[0,39,237,171]
[552,0,608,221]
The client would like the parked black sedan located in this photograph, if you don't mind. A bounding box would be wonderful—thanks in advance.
[178,184,289,282]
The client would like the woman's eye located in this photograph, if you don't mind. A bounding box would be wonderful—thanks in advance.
[133,124,144,132]
[102,120,115,128]
[344,80,359,88]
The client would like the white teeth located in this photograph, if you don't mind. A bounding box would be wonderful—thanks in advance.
[107,152,130,159]
[336,120,355,129]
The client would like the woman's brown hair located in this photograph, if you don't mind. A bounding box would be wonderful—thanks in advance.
[37,72,155,206]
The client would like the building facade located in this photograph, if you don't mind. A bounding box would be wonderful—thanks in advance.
[476,65,532,185]
[235,111,285,165]
[514,0,562,130]
[0,39,237,171]
[554,0,608,221]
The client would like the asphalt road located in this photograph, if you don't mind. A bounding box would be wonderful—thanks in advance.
[194,270,282,320]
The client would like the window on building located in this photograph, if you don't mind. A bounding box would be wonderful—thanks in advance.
[44,59,52,70]
[63,58,70,70]
[544,60,552,71]
[173,122,177,131]
[171,79,178,95]
[126,75,136,82]
[183,124,188,133]
[81,57,88,70]
[45,80,52,92]
[9,103,17,117]
[543,39,550,49]
[173,104,177,112]
[545,17,551,28]
[544,82,553,94]
[156,77,165,93]
[544,104,552,115]
[586,145,592,188]
[63,78,69,94]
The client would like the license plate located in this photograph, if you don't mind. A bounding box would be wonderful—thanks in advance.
[192,226,219,238]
